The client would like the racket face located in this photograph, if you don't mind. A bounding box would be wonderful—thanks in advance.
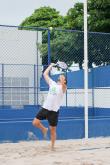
[57,61,68,70]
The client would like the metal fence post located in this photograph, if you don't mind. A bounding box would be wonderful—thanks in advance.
[84,0,89,139]
[2,64,4,108]
[34,65,36,106]
[91,69,95,116]
[36,31,39,106]
[48,29,51,65]
[66,71,68,107]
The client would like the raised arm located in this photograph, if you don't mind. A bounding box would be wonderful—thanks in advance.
[43,63,55,85]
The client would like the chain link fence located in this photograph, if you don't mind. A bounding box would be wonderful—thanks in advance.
[0,25,42,108]
[88,32,110,109]
[0,25,110,110]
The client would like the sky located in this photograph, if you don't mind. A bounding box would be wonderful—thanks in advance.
[0,0,83,26]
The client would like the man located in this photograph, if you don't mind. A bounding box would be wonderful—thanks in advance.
[32,63,67,150]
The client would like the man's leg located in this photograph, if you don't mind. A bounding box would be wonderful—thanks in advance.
[32,118,48,137]
[49,126,56,150]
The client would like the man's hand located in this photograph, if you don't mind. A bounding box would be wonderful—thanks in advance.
[50,63,56,67]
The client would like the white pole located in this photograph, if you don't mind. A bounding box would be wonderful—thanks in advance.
[84,0,88,139]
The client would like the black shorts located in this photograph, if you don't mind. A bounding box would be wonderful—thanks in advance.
[36,108,59,126]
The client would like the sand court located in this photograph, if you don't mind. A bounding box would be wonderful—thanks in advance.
[0,137,110,165]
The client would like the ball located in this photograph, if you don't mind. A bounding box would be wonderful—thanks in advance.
[49,27,53,31]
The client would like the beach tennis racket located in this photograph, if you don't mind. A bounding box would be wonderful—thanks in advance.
[55,61,68,70]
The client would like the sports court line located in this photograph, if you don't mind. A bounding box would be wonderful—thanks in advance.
[0,118,33,121]
[1,116,110,121]
[0,116,83,121]
[80,146,110,151]
[0,117,110,124]
[0,120,32,124]
[59,118,110,122]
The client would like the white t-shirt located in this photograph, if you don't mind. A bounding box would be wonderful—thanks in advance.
[43,78,64,112]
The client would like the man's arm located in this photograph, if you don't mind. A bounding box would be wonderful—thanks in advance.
[43,63,55,85]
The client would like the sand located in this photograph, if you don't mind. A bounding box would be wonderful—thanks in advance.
[0,137,110,165]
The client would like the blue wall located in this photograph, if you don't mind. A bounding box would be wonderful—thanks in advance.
[0,106,110,142]
[0,66,110,142]
[91,65,110,87]
[40,65,110,89]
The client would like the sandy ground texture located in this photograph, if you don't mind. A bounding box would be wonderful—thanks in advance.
[0,137,110,165]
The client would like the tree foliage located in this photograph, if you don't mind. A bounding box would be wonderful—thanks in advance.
[88,0,110,32]
[65,0,110,33]
[20,6,65,28]
[66,3,84,30]
[20,2,110,68]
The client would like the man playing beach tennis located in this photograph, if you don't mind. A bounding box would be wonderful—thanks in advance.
[32,63,67,150]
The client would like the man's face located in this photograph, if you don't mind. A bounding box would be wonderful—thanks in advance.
[58,75,66,84]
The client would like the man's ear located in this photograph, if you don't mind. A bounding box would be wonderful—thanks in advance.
[64,80,66,84]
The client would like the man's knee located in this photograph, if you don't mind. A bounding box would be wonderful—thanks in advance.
[32,118,40,127]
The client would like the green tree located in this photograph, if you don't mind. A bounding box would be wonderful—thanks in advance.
[88,0,110,67]
[88,32,110,67]
[66,0,110,33]
[38,30,84,68]
[20,6,66,65]
[20,3,110,68]
[20,6,65,28]
[64,1,110,68]
[88,0,110,33]
[66,3,84,30]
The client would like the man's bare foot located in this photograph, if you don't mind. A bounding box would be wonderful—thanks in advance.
[43,128,48,139]
[51,146,56,151]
